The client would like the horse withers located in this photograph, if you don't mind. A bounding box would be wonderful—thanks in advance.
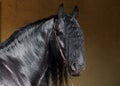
[0,4,85,86]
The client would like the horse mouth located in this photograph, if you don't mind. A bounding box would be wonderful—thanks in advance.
[69,69,84,76]
[70,71,81,76]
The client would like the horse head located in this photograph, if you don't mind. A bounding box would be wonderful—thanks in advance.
[49,4,85,86]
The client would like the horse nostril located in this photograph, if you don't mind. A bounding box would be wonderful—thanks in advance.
[71,63,78,72]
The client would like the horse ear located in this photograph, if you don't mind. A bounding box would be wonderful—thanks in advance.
[58,3,64,19]
[71,6,79,19]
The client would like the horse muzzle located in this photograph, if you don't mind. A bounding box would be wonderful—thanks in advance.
[69,62,85,76]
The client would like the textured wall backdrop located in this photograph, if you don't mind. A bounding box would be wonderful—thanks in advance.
[1,0,120,86]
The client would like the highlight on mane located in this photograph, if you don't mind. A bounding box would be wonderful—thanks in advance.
[0,15,55,50]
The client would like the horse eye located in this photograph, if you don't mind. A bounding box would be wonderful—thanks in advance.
[72,23,75,27]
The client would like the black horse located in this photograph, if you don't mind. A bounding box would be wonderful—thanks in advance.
[0,4,85,86]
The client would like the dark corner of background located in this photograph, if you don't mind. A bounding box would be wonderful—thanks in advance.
[0,1,1,42]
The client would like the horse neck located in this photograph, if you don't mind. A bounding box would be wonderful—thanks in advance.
[0,28,40,58]
[0,18,54,58]
[29,18,54,85]
[0,18,54,83]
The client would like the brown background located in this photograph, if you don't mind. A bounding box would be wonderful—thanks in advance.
[0,0,120,86]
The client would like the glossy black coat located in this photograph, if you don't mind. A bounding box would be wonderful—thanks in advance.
[0,4,85,86]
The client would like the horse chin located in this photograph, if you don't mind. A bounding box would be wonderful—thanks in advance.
[69,71,81,77]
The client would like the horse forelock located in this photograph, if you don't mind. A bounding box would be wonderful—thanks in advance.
[47,17,70,86]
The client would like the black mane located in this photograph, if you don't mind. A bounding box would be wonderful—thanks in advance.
[0,15,56,49]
